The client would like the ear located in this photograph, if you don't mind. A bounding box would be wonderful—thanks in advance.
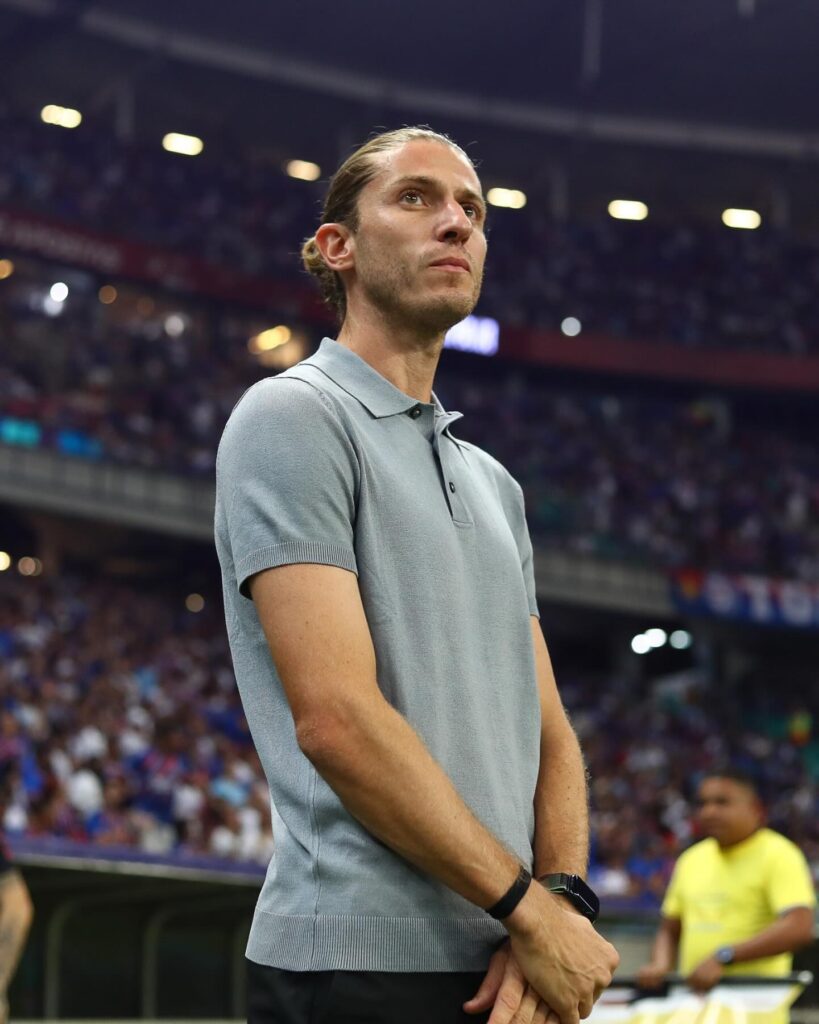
[315,222,355,273]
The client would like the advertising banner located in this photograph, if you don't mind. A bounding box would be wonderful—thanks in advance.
[670,570,819,629]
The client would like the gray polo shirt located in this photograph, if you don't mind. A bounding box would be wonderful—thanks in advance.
[215,338,541,972]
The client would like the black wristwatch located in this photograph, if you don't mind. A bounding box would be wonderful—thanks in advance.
[538,873,600,923]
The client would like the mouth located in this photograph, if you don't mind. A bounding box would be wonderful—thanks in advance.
[429,257,470,273]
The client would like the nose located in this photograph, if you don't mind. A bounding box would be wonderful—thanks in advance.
[436,198,473,244]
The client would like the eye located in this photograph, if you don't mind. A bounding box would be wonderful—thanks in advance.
[462,203,479,219]
[400,189,424,205]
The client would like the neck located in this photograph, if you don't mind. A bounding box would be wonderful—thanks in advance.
[717,826,760,850]
[336,304,445,404]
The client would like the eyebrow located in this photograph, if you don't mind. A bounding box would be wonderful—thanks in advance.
[389,174,486,213]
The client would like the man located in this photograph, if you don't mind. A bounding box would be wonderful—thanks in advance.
[215,126,618,1024]
[638,770,814,998]
[0,838,34,1023]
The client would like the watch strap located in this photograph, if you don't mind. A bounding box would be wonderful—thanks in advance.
[486,865,532,920]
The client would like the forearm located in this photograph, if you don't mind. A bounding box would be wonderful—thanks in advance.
[532,720,589,877]
[302,696,523,912]
[650,918,681,970]
[0,875,33,991]
[729,910,814,964]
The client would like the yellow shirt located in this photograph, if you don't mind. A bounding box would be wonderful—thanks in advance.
[662,828,816,976]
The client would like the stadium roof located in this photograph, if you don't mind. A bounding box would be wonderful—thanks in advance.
[2,0,818,223]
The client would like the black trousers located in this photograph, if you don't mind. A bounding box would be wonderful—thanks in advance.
[247,960,491,1024]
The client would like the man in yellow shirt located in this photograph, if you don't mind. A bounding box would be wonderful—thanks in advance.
[638,769,815,993]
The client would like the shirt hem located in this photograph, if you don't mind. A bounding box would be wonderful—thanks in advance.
[237,542,358,597]
[246,912,507,972]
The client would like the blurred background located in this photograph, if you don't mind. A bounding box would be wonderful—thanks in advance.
[1,0,818,1017]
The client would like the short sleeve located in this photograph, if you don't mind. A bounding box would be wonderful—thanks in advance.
[766,839,816,914]
[216,377,359,599]
[661,861,683,919]
[511,481,540,618]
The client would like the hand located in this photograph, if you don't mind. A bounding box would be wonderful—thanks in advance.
[505,885,620,1024]
[464,942,558,1024]
[636,962,668,990]
[687,957,723,994]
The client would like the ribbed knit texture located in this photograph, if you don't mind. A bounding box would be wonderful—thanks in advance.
[215,339,541,972]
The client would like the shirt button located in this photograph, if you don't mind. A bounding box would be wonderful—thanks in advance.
[449,481,456,493]
[409,406,422,419]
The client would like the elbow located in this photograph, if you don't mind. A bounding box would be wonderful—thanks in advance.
[294,708,361,774]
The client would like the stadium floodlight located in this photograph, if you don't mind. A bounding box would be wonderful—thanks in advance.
[670,629,693,649]
[560,317,582,337]
[17,556,42,577]
[162,132,204,156]
[0,259,14,280]
[286,159,321,181]
[608,199,648,221]
[41,104,82,129]
[249,325,292,354]
[186,593,205,613]
[0,552,10,572]
[164,313,187,337]
[722,208,761,230]
[487,187,527,210]
[50,282,69,302]
[98,285,117,304]
[631,633,651,655]
[645,627,668,648]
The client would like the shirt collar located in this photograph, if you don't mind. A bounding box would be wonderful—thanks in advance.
[305,338,463,436]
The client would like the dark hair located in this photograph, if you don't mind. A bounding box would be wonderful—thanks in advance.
[301,126,473,323]
[701,766,762,797]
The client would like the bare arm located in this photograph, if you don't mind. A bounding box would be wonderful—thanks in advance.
[728,906,814,963]
[686,907,813,993]
[635,916,681,989]
[530,617,589,877]
[0,871,33,994]
[251,563,617,1024]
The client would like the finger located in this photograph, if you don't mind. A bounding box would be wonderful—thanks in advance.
[486,972,526,1024]
[509,985,540,1024]
[532,1002,553,1024]
[464,948,510,1013]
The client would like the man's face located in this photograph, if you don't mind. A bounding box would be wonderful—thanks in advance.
[346,139,488,337]
[696,777,763,847]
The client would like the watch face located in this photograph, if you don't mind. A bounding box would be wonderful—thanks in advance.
[715,947,734,965]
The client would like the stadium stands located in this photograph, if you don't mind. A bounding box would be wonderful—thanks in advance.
[1,572,816,901]
[3,113,819,354]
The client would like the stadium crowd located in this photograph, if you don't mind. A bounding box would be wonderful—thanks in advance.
[3,112,819,354]
[0,573,273,864]
[2,267,818,581]
[1,571,817,898]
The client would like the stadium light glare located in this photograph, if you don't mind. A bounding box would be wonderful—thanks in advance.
[250,325,292,353]
[286,159,321,181]
[722,208,761,230]
[561,317,582,337]
[487,188,527,210]
[670,629,693,650]
[41,104,82,129]
[162,132,204,157]
[645,627,668,648]
[0,259,14,280]
[608,199,648,221]
[631,634,651,655]
[98,285,117,304]
[0,552,10,572]
[164,313,187,337]
[186,593,205,613]
[50,282,69,302]
[17,556,42,577]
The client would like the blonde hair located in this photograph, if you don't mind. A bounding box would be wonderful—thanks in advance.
[301,127,472,322]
